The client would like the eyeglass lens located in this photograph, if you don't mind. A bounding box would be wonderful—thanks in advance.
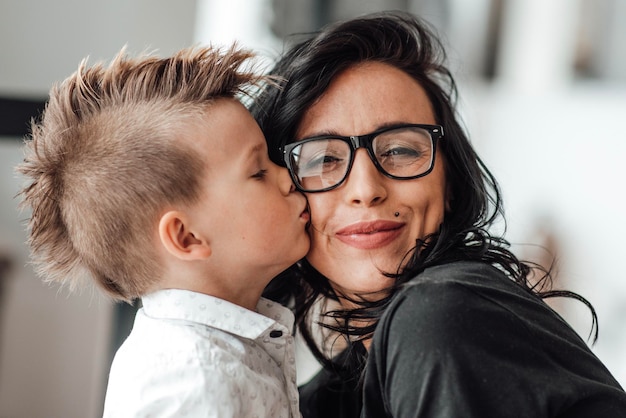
[289,126,434,191]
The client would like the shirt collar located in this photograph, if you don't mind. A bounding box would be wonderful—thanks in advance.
[140,289,294,340]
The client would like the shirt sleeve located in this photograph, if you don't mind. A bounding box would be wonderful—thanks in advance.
[361,278,553,418]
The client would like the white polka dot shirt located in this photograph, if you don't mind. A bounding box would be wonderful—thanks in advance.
[103,289,301,417]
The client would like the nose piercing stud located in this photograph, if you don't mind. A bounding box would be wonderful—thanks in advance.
[394,212,400,217]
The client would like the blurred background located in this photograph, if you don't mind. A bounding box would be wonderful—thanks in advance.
[1,0,625,416]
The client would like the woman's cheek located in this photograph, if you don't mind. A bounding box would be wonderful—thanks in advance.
[305,195,331,237]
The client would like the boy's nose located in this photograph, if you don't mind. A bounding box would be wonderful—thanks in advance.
[278,165,296,195]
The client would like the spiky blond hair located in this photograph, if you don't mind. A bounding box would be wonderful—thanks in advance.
[17,45,265,302]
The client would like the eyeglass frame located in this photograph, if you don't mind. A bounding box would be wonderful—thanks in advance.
[281,123,444,193]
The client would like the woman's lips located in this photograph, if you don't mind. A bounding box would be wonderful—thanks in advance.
[335,220,405,250]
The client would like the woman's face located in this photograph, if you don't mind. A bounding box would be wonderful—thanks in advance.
[295,62,448,300]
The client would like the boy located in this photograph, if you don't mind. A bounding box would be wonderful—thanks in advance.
[17,45,310,417]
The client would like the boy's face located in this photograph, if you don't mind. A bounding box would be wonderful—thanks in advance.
[187,99,310,284]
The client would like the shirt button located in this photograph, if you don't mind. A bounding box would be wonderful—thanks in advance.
[269,330,283,338]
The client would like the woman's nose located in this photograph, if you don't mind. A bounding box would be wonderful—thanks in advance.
[343,149,387,206]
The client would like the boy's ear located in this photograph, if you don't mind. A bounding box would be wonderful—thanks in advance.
[158,211,211,260]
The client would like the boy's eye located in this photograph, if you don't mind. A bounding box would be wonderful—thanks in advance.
[251,169,268,179]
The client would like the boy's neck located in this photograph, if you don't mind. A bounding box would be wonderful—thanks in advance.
[156,268,266,312]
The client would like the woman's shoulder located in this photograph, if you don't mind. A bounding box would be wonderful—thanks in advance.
[396,260,532,305]
[412,260,508,285]
[368,263,626,414]
[375,259,601,364]
[378,260,549,345]
[384,262,508,320]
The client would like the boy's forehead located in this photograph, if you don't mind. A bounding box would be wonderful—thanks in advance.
[186,99,266,163]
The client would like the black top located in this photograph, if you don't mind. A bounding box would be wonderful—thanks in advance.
[300,261,626,417]
[299,343,364,418]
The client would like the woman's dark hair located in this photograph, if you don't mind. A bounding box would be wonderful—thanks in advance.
[251,10,596,375]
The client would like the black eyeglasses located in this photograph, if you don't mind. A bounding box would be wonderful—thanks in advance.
[282,124,443,193]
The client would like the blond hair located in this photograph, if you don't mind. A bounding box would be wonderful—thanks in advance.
[17,45,265,302]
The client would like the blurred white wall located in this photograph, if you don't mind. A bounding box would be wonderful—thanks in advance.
[1,0,625,416]
[0,0,198,98]
[194,0,281,65]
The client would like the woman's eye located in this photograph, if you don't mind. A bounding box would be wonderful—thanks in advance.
[380,146,420,158]
[302,154,343,172]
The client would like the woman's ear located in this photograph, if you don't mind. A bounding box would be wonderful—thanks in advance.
[158,211,211,260]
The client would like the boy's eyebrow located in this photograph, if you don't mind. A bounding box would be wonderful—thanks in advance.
[245,143,265,159]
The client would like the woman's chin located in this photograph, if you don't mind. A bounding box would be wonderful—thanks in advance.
[322,267,397,299]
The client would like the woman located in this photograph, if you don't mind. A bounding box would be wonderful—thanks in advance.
[251,11,626,417]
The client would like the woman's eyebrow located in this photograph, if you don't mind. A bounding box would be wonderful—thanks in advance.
[297,129,340,140]
[298,121,416,140]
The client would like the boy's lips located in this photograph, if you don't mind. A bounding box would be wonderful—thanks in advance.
[334,220,405,250]
[300,204,310,222]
